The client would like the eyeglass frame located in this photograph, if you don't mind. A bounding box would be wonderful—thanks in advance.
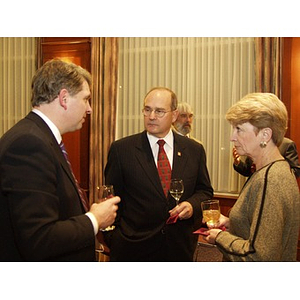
[142,106,174,118]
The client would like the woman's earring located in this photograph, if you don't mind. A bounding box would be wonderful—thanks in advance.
[260,141,267,148]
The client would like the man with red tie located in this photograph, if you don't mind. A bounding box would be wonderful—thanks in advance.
[105,87,213,261]
[0,59,120,261]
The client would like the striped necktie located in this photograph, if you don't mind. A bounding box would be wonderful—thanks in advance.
[60,141,89,212]
[157,139,172,197]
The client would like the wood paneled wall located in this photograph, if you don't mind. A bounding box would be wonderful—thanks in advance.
[282,37,300,261]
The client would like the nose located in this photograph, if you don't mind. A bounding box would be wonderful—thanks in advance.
[149,110,157,119]
[86,101,92,114]
[230,130,237,142]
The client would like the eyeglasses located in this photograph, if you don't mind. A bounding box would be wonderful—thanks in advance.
[142,107,173,118]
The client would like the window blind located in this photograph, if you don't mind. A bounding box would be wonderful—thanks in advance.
[117,37,255,194]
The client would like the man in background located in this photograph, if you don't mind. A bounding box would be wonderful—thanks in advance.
[173,102,194,137]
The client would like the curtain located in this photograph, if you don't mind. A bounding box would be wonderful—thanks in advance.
[89,37,119,204]
[254,37,282,97]
[117,37,255,194]
[0,37,36,136]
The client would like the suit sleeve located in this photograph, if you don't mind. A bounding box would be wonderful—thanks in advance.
[104,141,124,191]
[186,143,214,221]
[283,142,300,178]
[233,157,253,177]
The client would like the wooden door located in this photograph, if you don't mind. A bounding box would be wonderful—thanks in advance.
[38,37,91,195]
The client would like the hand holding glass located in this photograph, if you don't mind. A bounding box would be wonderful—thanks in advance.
[169,179,184,206]
[97,185,115,231]
[201,200,220,229]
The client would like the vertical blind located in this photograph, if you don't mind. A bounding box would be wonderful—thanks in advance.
[117,37,255,194]
[0,37,36,136]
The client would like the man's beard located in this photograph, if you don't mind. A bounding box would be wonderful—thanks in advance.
[175,122,191,136]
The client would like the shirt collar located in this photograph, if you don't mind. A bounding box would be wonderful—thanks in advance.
[147,129,174,148]
[32,108,62,144]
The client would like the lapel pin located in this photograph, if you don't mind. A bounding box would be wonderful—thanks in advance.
[177,151,181,156]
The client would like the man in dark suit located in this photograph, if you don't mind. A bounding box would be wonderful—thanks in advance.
[104,87,213,261]
[0,59,120,261]
[233,137,300,178]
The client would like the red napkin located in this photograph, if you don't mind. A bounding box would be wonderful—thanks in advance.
[193,227,209,236]
[166,213,179,224]
[193,226,226,235]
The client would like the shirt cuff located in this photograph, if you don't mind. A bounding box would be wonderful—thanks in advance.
[85,212,99,235]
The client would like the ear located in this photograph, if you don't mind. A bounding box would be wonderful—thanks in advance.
[172,109,179,123]
[58,89,69,110]
[261,127,272,142]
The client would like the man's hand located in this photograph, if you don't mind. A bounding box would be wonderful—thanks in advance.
[89,196,120,230]
[169,201,193,220]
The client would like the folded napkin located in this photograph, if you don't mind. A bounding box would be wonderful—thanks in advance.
[166,213,179,224]
[193,226,226,236]
[193,227,209,236]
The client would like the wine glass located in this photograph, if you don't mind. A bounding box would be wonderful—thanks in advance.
[97,185,115,231]
[98,185,114,201]
[169,179,184,206]
[201,200,220,229]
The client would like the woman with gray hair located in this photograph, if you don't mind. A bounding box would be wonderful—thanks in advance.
[204,93,300,261]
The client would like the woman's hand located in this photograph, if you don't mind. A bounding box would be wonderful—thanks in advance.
[201,213,230,230]
[204,228,222,244]
[218,214,230,230]
[202,214,230,245]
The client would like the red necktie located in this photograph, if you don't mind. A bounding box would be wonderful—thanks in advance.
[60,141,89,212]
[157,140,172,197]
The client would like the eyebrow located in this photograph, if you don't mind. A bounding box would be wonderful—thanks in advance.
[144,105,166,110]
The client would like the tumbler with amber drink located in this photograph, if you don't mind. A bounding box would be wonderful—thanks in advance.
[201,200,221,229]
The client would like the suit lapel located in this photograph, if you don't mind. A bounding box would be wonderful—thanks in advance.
[172,132,188,179]
[135,131,165,197]
[55,144,77,187]
[26,112,79,192]
[134,131,189,198]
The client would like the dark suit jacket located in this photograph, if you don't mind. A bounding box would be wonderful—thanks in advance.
[0,112,95,261]
[234,137,300,178]
[104,130,213,261]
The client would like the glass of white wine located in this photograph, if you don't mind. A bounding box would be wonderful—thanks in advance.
[97,185,115,231]
[201,200,220,229]
[169,179,184,206]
